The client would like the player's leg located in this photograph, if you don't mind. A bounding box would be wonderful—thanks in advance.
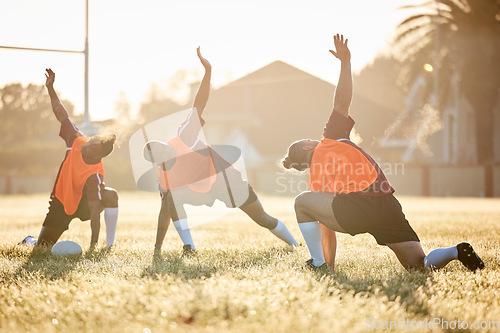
[35,199,72,247]
[388,241,485,271]
[320,224,337,268]
[164,189,196,252]
[239,190,298,246]
[36,226,65,246]
[155,192,172,251]
[211,167,298,246]
[378,195,483,271]
[294,191,347,268]
[386,241,426,270]
[101,187,119,247]
[424,243,484,271]
[369,194,482,271]
[294,191,347,231]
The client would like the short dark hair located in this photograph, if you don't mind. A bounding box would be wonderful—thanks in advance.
[93,133,116,157]
[281,140,310,172]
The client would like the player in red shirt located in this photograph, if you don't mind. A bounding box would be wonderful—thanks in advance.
[20,69,119,248]
[145,48,298,254]
[281,34,484,272]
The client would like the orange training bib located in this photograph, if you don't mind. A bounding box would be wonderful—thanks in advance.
[55,136,105,215]
[309,138,377,194]
[156,136,216,193]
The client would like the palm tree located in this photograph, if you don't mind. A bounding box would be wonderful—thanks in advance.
[394,0,500,165]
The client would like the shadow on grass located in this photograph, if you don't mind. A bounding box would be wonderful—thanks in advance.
[309,267,476,333]
[141,246,296,280]
[83,246,112,261]
[329,269,433,312]
[1,244,111,282]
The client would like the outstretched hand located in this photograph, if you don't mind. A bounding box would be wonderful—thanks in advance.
[197,47,211,70]
[45,68,55,87]
[329,34,351,63]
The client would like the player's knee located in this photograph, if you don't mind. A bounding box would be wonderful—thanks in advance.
[36,226,64,247]
[414,253,426,267]
[294,191,312,214]
[405,253,426,270]
[102,187,118,207]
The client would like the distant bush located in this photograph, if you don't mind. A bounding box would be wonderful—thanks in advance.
[0,142,65,176]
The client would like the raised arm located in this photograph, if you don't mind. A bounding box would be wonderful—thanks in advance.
[45,68,69,122]
[192,47,212,117]
[329,34,352,118]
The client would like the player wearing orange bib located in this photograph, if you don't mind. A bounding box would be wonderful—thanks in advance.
[145,48,298,254]
[21,69,119,248]
[281,35,484,272]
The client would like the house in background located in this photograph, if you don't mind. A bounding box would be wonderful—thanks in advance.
[205,61,335,156]
[202,60,336,194]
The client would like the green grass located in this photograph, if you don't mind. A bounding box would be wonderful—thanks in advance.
[1,193,500,332]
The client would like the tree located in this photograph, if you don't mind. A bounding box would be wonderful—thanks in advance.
[0,83,74,145]
[0,83,75,176]
[394,0,500,164]
[138,83,182,123]
[351,55,406,146]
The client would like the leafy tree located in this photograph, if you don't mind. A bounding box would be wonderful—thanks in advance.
[394,0,500,164]
[0,83,75,176]
[0,82,74,146]
[351,55,406,146]
[138,83,182,123]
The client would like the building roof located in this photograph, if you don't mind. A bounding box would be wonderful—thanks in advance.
[204,61,335,159]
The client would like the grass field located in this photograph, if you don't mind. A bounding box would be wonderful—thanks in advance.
[1,192,500,332]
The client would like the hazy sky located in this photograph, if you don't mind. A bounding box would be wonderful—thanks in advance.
[0,0,421,120]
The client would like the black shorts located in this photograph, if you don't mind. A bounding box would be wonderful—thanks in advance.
[42,196,91,231]
[332,193,420,245]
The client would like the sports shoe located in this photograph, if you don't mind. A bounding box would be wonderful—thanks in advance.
[181,244,196,257]
[18,236,37,246]
[456,242,484,271]
[303,258,328,271]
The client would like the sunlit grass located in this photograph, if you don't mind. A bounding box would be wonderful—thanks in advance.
[1,193,499,332]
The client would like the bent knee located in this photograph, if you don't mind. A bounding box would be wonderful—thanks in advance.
[102,187,119,207]
[294,191,313,213]
[294,191,317,222]
[406,253,426,270]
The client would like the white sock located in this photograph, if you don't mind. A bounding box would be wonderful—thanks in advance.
[104,207,119,247]
[424,245,458,269]
[173,218,196,250]
[270,220,298,246]
[298,222,325,266]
